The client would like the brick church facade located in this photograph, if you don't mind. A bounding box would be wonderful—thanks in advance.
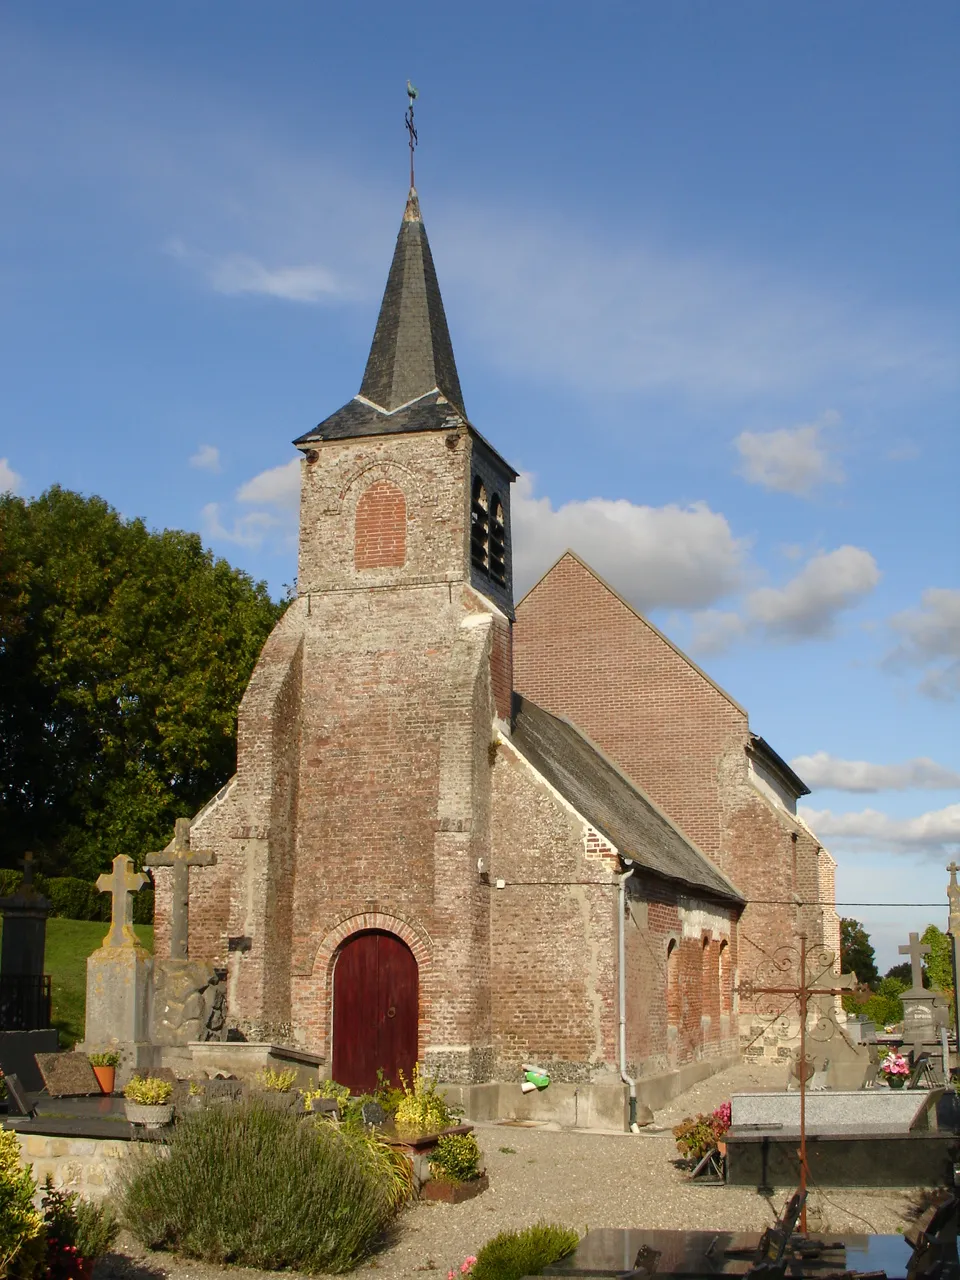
[154,185,838,1120]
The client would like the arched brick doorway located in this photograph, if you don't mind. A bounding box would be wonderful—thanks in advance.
[332,930,418,1093]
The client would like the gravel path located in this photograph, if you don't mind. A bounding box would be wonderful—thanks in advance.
[96,1062,930,1280]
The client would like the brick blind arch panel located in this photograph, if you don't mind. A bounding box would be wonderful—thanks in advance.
[355,480,407,569]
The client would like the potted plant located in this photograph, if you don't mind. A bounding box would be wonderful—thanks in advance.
[88,1052,120,1095]
[880,1051,910,1089]
[422,1132,488,1203]
[123,1075,174,1127]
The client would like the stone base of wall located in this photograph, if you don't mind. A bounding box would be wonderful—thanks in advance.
[442,1053,739,1131]
[179,1040,323,1087]
[14,1133,131,1202]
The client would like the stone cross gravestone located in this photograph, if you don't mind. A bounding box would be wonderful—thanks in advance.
[35,1051,100,1097]
[97,855,148,949]
[84,854,155,1077]
[144,819,215,961]
[145,819,223,1048]
[898,930,948,1054]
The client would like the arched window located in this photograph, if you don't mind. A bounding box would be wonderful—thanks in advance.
[666,939,680,1031]
[470,476,489,572]
[489,496,506,586]
[719,940,732,1016]
[355,480,406,570]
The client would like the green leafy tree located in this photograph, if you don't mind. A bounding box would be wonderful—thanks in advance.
[839,917,879,987]
[885,962,913,985]
[0,487,282,877]
[921,924,954,994]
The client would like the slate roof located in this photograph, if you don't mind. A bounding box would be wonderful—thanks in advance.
[510,695,745,905]
[296,188,492,451]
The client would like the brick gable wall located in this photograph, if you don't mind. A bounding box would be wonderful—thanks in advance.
[514,554,838,1039]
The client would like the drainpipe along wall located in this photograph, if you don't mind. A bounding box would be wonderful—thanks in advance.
[617,860,638,1131]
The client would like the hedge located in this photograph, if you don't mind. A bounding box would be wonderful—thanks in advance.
[0,870,154,924]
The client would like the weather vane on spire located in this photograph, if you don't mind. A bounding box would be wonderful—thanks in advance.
[405,81,419,191]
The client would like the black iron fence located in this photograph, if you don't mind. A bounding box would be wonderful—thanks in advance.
[0,974,52,1030]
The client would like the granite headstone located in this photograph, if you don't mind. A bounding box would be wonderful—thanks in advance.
[35,1051,100,1097]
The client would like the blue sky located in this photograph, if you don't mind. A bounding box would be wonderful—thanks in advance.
[1,2,957,968]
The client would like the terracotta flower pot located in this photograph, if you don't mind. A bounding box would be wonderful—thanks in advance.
[92,1065,116,1095]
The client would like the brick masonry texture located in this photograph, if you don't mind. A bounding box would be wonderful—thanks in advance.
[166,430,748,1090]
[514,552,840,1046]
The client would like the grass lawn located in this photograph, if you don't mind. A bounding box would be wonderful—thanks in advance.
[0,917,153,1047]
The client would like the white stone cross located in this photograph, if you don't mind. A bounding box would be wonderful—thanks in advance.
[899,931,930,991]
[96,855,148,948]
[145,818,215,960]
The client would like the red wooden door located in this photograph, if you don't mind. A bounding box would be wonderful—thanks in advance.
[332,931,418,1093]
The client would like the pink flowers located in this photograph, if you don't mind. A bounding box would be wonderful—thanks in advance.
[447,1256,477,1278]
[881,1052,910,1077]
[712,1101,732,1133]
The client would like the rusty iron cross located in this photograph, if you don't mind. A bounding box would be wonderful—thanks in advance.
[738,936,861,1234]
[145,819,216,961]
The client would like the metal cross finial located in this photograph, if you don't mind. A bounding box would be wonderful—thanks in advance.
[405,81,419,191]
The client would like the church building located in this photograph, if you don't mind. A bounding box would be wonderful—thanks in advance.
[154,183,837,1122]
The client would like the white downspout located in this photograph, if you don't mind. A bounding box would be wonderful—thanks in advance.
[617,860,639,1131]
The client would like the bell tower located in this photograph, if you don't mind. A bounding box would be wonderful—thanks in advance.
[293,189,516,618]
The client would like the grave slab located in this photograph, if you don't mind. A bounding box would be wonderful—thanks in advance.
[731,1087,934,1132]
[542,1226,914,1277]
[35,1051,100,1097]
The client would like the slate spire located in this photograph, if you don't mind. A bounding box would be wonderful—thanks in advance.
[358,188,465,418]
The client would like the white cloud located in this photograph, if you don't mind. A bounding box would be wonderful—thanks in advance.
[236,458,300,510]
[735,410,843,496]
[746,546,880,639]
[201,502,283,548]
[208,254,343,303]
[512,473,746,609]
[189,443,221,473]
[201,457,300,553]
[436,213,958,401]
[166,239,346,304]
[688,545,881,655]
[800,802,960,857]
[0,458,22,494]
[887,588,960,700]
[792,752,960,793]
[690,610,747,655]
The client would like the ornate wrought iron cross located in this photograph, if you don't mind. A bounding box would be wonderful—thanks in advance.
[405,81,419,190]
[739,935,861,1233]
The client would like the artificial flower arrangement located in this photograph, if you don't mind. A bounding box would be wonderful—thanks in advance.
[672,1101,731,1160]
[879,1051,910,1087]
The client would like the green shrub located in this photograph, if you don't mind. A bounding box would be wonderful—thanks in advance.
[0,1131,45,1279]
[394,1064,458,1134]
[40,1176,119,1276]
[88,1052,120,1068]
[0,871,153,923]
[430,1132,482,1183]
[255,1068,297,1093]
[470,1223,579,1280]
[117,1100,398,1273]
[123,1076,173,1105]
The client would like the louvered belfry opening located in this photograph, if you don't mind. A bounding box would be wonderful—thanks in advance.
[470,475,489,572]
[489,496,506,586]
